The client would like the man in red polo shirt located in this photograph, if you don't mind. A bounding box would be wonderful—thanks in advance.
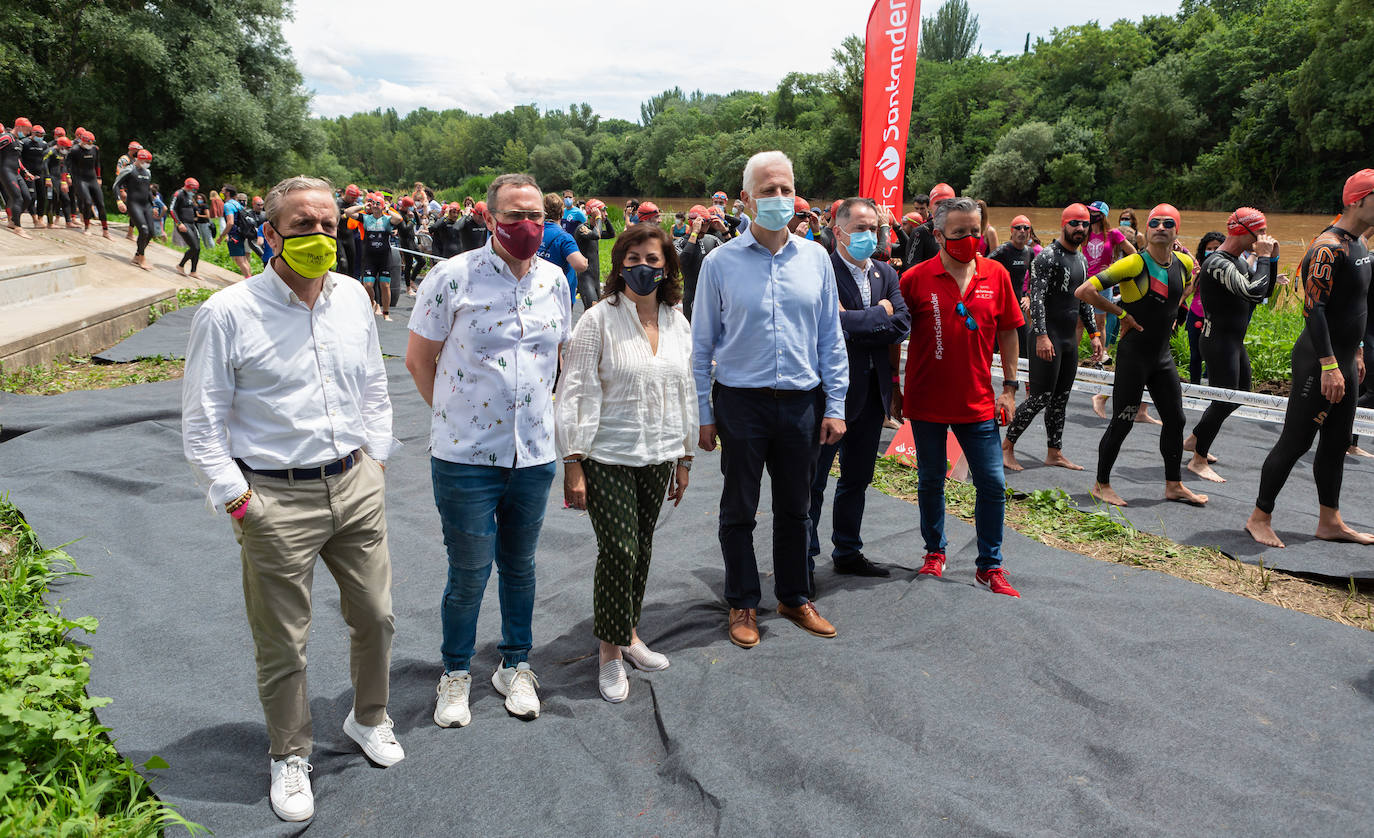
[899,195,1024,597]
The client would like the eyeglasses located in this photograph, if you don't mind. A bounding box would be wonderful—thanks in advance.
[1011,225,1031,231]
[955,301,978,331]
[1147,218,1177,229]
[496,210,545,223]
[1065,220,1091,229]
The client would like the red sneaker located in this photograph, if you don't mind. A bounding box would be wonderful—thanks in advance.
[917,552,946,577]
[975,568,1020,598]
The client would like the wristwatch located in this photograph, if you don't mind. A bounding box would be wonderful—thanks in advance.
[1003,381,1020,392]
[677,458,693,472]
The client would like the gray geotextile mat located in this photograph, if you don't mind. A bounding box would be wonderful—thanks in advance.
[93,305,202,363]
[3,364,1374,835]
[997,390,1374,581]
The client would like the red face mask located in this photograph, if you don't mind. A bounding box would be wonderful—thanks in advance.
[942,234,979,264]
[494,218,542,260]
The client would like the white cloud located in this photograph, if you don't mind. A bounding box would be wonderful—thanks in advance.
[282,0,1186,120]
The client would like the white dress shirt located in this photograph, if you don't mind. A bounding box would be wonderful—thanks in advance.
[845,258,873,307]
[182,265,393,507]
[555,294,698,467]
[408,241,572,468]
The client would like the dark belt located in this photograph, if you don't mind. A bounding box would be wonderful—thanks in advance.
[719,384,820,400]
[236,450,362,481]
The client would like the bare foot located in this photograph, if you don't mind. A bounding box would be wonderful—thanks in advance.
[82,226,92,236]
[1315,523,1374,544]
[189,271,200,279]
[102,230,112,239]
[1349,445,1374,458]
[1164,483,1208,506]
[1044,450,1084,470]
[1135,406,1163,425]
[10,224,31,239]
[1183,434,1197,452]
[1002,442,1024,472]
[66,221,82,229]
[1091,482,1127,507]
[383,314,393,322]
[177,265,186,276]
[1245,510,1285,548]
[137,258,151,272]
[1092,394,1109,420]
[1186,455,1225,483]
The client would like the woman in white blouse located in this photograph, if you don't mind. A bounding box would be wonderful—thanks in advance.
[556,224,698,703]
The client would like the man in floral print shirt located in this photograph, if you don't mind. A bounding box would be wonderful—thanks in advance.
[405,173,572,726]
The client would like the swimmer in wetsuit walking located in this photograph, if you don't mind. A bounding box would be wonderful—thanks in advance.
[1245,171,1374,549]
[114,148,156,271]
[1182,208,1280,483]
[344,193,402,320]
[1075,204,1209,508]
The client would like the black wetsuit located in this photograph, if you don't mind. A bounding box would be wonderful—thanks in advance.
[19,136,48,220]
[359,213,394,283]
[396,209,422,287]
[1255,227,1371,514]
[676,232,723,321]
[429,217,463,259]
[1189,250,1278,458]
[990,242,1034,357]
[1005,240,1096,450]
[335,197,359,278]
[113,164,154,256]
[573,216,614,308]
[1091,250,1194,484]
[455,214,489,253]
[0,131,32,225]
[170,188,201,271]
[67,143,107,230]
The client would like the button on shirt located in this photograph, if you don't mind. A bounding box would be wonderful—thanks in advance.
[182,265,393,507]
[408,241,572,467]
[846,258,873,307]
[690,225,848,424]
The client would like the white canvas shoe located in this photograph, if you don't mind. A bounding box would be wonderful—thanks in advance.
[492,662,540,720]
[599,658,629,703]
[434,670,472,728]
[269,755,313,822]
[620,640,670,671]
[342,710,405,767]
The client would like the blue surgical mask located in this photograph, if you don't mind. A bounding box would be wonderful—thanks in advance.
[845,229,878,261]
[752,196,794,231]
[563,197,573,207]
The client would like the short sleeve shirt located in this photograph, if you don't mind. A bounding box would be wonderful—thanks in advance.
[408,242,573,467]
[539,222,581,289]
[1082,228,1127,276]
[899,255,1024,424]
[223,199,244,241]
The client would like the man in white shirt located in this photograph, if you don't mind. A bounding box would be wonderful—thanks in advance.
[405,173,572,729]
[182,175,402,824]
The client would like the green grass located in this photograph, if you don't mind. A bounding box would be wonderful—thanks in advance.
[0,497,204,835]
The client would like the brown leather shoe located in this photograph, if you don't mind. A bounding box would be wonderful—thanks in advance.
[777,601,837,638]
[728,608,759,648]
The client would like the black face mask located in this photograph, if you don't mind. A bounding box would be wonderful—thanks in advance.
[623,264,663,297]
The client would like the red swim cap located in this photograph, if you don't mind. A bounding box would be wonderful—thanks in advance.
[1062,203,1090,225]
[929,183,956,204]
[793,196,810,214]
[53,127,65,138]
[688,204,710,221]
[136,149,152,162]
[1343,169,1374,207]
[14,118,31,131]
[903,211,923,225]
[184,177,199,190]
[128,141,142,152]
[1148,203,1181,229]
[56,137,73,149]
[637,200,661,219]
[1011,214,1032,228]
[344,184,360,199]
[1227,207,1266,237]
[712,191,727,201]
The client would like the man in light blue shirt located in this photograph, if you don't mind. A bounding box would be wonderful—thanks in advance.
[692,150,849,649]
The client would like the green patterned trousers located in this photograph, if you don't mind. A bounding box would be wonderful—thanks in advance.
[583,459,675,646]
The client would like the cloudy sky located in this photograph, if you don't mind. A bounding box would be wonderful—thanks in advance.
[283,0,1182,122]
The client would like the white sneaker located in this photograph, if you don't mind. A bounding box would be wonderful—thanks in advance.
[269,755,313,822]
[598,658,629,703]
[620,640,670,672]
[492,662,540,720]
[342,710,405,767]
[434,670,472,728]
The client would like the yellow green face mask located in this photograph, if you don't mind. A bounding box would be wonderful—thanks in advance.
[277,231,336,278]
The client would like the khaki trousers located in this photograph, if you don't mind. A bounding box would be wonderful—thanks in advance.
[232,451,393,759]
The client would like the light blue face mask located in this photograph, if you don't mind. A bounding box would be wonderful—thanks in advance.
[845,229,878,261]
[752,195,794,231]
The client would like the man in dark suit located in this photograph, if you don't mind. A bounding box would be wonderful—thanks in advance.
[808,197,912,589]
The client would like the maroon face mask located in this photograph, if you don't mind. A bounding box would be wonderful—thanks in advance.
[942,234,979,264]
[494,218,542,260]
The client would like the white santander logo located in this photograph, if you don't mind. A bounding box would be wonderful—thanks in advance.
[876,146,901,180]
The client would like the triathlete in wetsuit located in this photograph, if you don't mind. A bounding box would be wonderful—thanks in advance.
[116,142,141,240]
[43,135,72,227]
[1183,208,1279,482]
[396,197,423,294]
[989,214,1036,357]
[170,178,202,275]
[428,205,463,258]
[19,125,49,226]
[114,149,155,270]
[1003,204,1103,471]
[1075,203,1208,508]
[0,120,34,237]
[1246,170,1374,548]
[68,129,109,238]
[344,194,401,319]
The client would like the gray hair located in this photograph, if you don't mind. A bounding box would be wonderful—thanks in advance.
[742,150,794,196]
[263,175,333,227]
[486,173,540,213]
[932,196,979,233]
[835,197,877,226]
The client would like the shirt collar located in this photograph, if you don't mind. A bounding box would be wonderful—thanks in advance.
[261,260,337,305]
[742,223,797,256]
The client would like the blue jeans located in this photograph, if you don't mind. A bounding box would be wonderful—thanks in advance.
[431,458,555,672]
[912,419,1006,570]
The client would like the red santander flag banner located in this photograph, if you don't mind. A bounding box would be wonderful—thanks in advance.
[860,0,921,218]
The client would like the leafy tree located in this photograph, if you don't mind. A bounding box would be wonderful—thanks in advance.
[499,138,529,173]
[528,140,582,191]
[920,0,980,63]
